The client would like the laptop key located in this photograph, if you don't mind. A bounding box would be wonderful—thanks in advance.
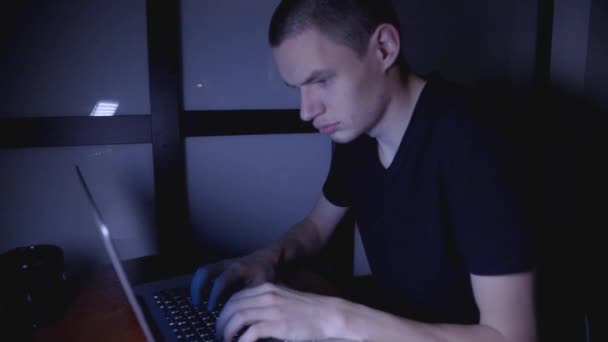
[152,287,227,340]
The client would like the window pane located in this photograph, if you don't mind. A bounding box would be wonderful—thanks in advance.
[0,144,157,283]
[185,134,330,255]
[181,0,299,110]
[0,0,151,117]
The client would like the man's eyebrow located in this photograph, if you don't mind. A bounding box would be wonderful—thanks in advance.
[285,69,334,88]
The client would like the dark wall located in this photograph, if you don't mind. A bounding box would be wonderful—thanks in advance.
[585,0,608,111]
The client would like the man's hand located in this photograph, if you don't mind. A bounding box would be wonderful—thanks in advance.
[190,249,280,311]
[216,283,343,342]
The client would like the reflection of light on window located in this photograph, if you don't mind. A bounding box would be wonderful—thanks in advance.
[90,101,119,116]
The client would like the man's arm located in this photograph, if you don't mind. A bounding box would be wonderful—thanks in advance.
[267,193,349,268]
[337,272,536,342]
[216,272,536,342]
[190,193,348,309]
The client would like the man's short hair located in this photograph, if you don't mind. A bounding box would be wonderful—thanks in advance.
[269,0,409,75]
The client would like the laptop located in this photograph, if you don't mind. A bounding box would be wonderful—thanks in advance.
[75,166,223,342]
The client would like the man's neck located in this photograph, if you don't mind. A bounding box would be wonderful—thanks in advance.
[371,73,427,169]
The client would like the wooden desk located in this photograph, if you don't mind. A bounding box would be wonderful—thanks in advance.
[32,255,199,342]
[31,255,362,341]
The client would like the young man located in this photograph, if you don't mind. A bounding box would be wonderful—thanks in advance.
[191,1,536,341]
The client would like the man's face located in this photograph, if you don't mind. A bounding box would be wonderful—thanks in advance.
[272,28,389,143]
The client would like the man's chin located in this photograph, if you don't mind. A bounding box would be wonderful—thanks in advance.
[329,130,359,144]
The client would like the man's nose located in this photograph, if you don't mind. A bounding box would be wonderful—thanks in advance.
[300,88,324,122]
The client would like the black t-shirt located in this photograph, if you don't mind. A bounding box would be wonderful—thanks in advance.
[323,76,534,324]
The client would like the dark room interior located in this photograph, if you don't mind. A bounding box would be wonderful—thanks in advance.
[1,0,605,341]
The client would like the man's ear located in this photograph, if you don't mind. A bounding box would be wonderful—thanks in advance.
[371,23,401,73]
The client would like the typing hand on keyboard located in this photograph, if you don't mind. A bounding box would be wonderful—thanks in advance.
[155,287,264,342]
[190,249,280,312]
[154,287,222,341]
[215,283,345,342]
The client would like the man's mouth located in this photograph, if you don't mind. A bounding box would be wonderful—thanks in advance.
[317,122,340,134]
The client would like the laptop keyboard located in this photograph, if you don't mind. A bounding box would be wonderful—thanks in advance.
[153,287,223,342]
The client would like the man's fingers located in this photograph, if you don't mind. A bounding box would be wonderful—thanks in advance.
[208,266,248,311]
[217,290,285,339]
[190,262,226,307]
[237,321,284,342]
[228,282,282,303]
[220,307,279,342]
[190,267,211,307]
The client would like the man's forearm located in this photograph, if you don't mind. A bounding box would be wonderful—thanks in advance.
[347,311,505,342]
[330,299,526,342]
[267,218,327,268]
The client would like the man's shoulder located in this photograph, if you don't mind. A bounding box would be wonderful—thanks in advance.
[426,75,484,124]
[425,76,519,170]
[427,75,504,145]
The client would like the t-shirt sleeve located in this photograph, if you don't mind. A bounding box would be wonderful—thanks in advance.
[441,110,534,275]
[322,143,353,208]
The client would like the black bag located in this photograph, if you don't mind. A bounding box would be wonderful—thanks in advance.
[0,245,67,338]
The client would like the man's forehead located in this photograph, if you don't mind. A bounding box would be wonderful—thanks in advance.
[272,38,323,82]
[272,29,357,83]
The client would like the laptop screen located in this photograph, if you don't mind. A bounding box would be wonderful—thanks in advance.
[75,165,156,342]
